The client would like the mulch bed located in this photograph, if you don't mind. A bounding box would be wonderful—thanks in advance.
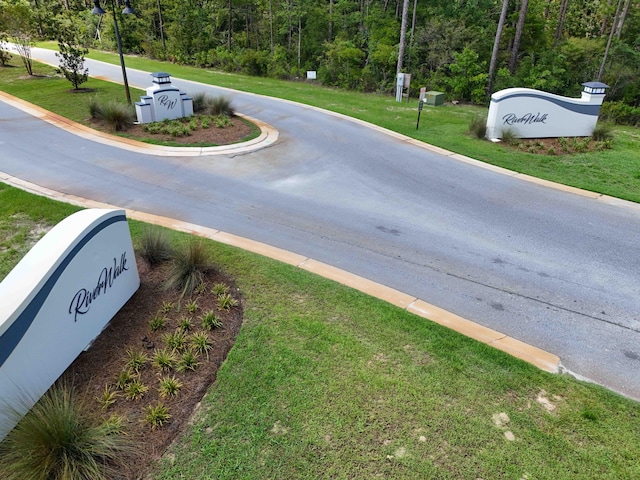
[61,257,243,479]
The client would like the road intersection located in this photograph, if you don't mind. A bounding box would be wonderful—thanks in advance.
[2,48,640,400]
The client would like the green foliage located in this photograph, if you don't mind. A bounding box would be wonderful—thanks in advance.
[99,100,135,132]
[592,123,614,142]
[163,329,188,352]
[144,403,171,430]
[125,349,148,373]
[178,316,193,331]
[318,40,366,90]
[211,282,229,296]
[599,101,640,126]
[217,292,238,311]
[149,313,167,332]
[138,227,173,266]
[152,348,177,372]
[500,127,520,145]
[206,96,234,116]
[162,301,175,313]
[55,17,89,90]
[446,47,488,104]
[201,310,223,330]
[190,332,212,359]
[115,369,134,390]
[186,299,199,313]
[97,385,119,410]
[164,239,211,297]
[124,379,148,400]
[177,350,200,372]
[0,385,130,480]
[158,376,183,398]
[468,116,488,139]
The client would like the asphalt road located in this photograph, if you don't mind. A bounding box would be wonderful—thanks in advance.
[2,48,640,400]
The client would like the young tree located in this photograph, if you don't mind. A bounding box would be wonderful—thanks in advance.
[1,0,34,75]
[56,22,89,90]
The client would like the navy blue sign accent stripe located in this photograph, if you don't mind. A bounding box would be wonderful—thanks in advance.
[0,214,126,369]
[491,92,600,116]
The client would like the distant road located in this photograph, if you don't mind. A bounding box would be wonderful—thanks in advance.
[2,47,640,400]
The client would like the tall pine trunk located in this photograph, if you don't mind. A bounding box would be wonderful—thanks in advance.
[487,0,510,95]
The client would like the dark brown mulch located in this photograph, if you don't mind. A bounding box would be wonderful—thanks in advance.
[61,258,243,479]
[94,115,253,146]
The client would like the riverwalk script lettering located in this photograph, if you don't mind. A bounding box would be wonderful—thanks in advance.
[69,252,129,322]
[502,112,548,126]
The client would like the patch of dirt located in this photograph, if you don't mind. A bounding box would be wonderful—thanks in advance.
[61,257,243,479]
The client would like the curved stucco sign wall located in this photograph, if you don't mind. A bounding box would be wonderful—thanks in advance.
[0,209,140,441]
[486,82,608,140]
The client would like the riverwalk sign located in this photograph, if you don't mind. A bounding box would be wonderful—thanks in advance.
[135,72,194,124]
[486,82,609,140]
[0,209,139,441]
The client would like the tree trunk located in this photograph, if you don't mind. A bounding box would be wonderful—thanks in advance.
[227,0,232,51]
[329,0,333,41]
[487,0,510,96]
[509,0,529,74]
[598,0,623,81]
[553,0,569,46]
[615,0,631,39]
[396,0,410,73]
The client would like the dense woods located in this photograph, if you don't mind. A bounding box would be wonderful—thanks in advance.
[1,0,639,107]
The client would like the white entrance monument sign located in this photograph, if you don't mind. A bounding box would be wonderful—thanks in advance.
[486,82,609,140]
[135,72,194,124]
[0,209,140,441]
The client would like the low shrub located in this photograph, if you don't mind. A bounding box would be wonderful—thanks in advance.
[599,101,640,126]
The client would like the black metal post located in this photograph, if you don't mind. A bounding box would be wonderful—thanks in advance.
[111,3,132,105]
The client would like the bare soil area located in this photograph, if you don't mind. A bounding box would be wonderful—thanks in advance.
[61,258,243,479]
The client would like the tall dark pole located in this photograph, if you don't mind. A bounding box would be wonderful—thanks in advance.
[111,4,132,104]
[92,0,134,105]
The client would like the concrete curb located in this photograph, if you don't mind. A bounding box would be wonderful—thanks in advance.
[0,170,561,373]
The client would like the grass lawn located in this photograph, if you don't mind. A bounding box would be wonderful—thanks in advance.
[2,47,640,478]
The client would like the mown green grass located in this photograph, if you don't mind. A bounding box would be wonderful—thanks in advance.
[16,42,640,204]
[1,184,639,479]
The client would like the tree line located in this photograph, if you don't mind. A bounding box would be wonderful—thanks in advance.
[1,0,639,108]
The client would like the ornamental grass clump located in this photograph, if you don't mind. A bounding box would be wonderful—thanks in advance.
[0,385,131,480]
[100,100,135,132]
[468,115,487,139]
[164,239,212,297]
[138,227,173,267]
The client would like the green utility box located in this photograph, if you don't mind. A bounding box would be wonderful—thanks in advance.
[424,91,445,106]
